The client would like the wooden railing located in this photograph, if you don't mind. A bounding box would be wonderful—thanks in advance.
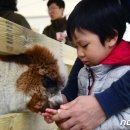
[0,17,76,130]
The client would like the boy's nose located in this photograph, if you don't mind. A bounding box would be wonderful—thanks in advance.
[77,48,85,58]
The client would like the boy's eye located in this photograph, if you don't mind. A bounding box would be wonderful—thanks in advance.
[81,44,88,48]
[73,42,89,48]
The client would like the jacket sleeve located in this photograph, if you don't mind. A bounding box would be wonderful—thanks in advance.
[95,70,130,117]
[62,58,84,101]
[95,109,130,130]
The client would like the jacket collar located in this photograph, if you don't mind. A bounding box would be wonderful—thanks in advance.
[85,64,112,79]
[100,40,130,65]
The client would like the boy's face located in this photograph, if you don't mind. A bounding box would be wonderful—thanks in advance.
[48,3,64,20]
[72,29,116,66]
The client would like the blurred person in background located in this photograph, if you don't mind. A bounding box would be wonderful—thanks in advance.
[42,0,73,46]
[0,0,31,29]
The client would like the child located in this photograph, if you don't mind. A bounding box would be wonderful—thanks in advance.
[41,0,130,129]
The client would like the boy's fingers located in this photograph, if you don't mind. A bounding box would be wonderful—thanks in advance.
[60,98,77,110]
[52,114,61,121]
[41,112,48,116]
[45,108,58,114]
[52,109,71,122]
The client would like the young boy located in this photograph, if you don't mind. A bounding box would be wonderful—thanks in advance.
[41,0,130,129]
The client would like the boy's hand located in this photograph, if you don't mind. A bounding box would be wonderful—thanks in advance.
[39,108,58,124]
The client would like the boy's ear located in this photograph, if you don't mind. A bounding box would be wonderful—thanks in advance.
[106,34,118,48]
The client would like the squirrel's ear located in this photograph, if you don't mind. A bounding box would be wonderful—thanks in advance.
[0,54,32,65]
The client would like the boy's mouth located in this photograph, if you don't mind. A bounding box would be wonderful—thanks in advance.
[82,60,88,65]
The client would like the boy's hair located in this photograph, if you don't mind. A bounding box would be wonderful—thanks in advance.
[47,0,65,9]
[0,0,17,11]
[67,0,126,45]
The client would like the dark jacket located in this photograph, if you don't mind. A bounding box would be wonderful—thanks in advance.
[43,17,73,47]
[0,10,31,29]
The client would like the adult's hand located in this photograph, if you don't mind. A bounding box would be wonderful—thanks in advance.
[53,96,106,130]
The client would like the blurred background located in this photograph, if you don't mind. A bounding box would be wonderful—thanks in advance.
[17,0,80,33]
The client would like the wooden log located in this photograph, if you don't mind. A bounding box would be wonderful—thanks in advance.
[0,17,77,66]
[0,112,58,130]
